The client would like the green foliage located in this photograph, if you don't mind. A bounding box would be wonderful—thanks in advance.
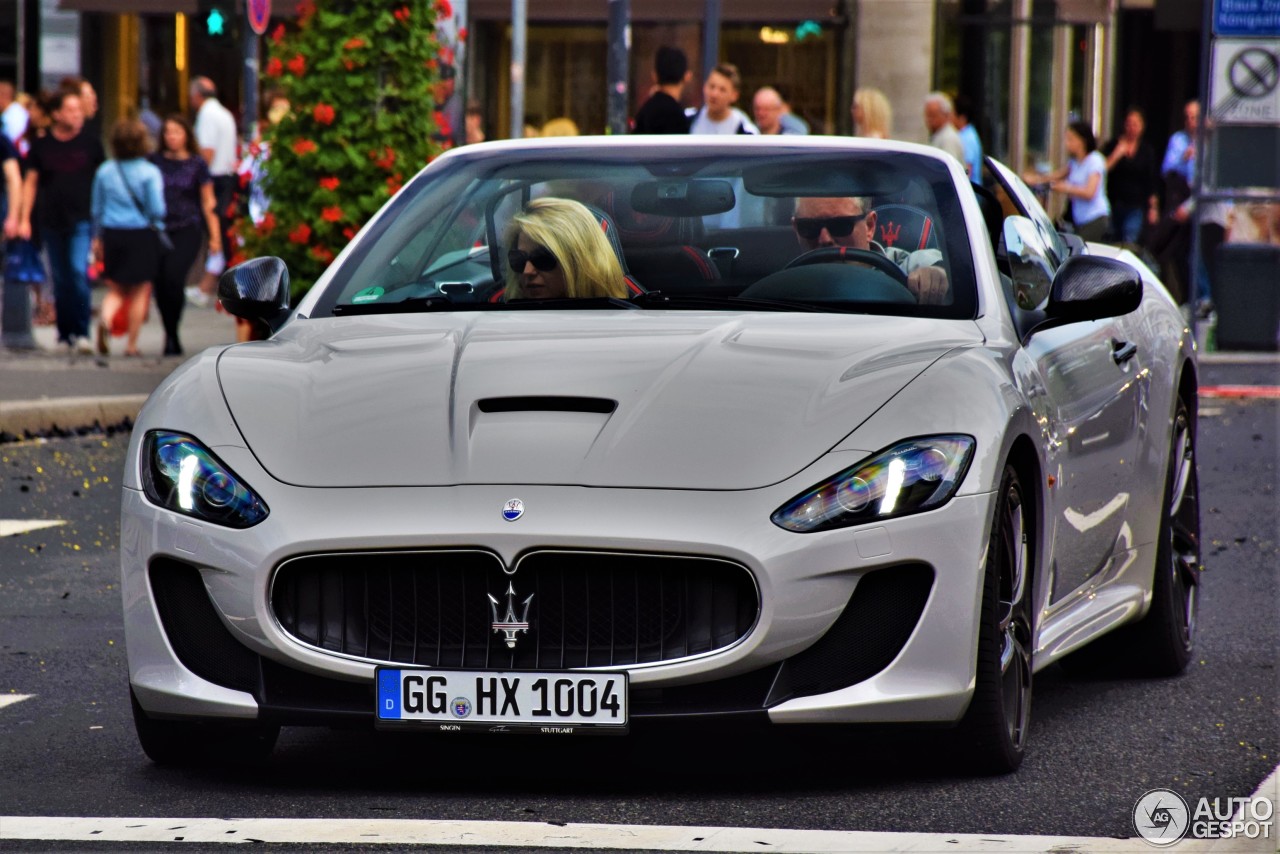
[239,0,449,296]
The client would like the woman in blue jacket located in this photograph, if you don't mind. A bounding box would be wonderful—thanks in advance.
[90,117,165,356]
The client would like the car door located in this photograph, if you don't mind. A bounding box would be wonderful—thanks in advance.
[989,160,1148,603]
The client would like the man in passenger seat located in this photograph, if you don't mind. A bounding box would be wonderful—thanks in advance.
[792,196,950,304]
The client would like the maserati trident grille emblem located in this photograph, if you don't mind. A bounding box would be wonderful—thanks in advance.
[488,581,533,649]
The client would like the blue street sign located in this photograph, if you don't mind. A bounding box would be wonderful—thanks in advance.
[1215,0,1280,37]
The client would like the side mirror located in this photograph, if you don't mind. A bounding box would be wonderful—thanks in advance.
[217,257,291,334]
[1045,254,1142,323]
[1002,216,1054,311]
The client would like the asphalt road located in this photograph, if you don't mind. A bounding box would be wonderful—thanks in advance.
[0,368,1274,846]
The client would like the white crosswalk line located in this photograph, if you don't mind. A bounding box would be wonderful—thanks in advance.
[0,815,1267,851]
[0,519,67,537]
[0,695,34,710]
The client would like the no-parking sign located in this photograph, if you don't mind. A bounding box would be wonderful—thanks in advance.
[247,0,271,36]
[1210,39,1280,123]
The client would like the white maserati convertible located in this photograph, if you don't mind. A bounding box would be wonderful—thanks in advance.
[121,137,1200,773]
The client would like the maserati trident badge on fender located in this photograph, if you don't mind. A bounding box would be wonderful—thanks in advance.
[488,581,533,649]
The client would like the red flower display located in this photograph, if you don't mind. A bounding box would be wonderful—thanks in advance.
[240,0,446,296]
[458,27,468,42]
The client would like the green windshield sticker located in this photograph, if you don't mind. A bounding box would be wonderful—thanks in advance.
[351,287,385,304]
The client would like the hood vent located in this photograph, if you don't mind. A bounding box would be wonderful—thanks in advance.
[477,396,617,414]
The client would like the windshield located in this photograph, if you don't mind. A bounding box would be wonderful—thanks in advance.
[311,145,978,320]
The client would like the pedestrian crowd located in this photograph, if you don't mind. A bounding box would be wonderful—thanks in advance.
[1,73,249,358]
[5,50,1279,357]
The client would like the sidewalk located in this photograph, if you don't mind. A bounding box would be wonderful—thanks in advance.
[1,290,1277,441]
[0,286,238,439]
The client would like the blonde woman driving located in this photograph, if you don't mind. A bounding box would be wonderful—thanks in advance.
[504,197,628,300]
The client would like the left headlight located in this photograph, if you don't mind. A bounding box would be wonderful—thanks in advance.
[141,430,269,528]
[772,435,975,533]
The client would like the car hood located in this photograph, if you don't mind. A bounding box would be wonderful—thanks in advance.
[217,312,982,489]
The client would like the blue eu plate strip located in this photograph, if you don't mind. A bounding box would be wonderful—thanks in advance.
[377,669,401,719]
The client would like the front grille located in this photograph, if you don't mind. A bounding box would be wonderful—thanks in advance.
[271,550,759,669]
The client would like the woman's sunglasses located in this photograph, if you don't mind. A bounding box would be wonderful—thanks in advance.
[508,247,559,273]
[793,213,869,240]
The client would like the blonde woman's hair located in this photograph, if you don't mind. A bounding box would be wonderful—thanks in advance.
[504,198,628,300]
[854,87,892,139]
[541,117,580,137]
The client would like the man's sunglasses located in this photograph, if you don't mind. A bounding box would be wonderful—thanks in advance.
[793,213,869,240]
[508,247,559,273]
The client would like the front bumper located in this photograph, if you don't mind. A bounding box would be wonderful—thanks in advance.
[122,460,996,730]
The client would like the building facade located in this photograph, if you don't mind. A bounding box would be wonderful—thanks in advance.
[2,0,1205,176]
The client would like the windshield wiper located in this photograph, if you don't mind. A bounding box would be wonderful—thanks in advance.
[331,295,644,316]
[500,297,640,310]
[332,295,458,315]
[630,291,831,313]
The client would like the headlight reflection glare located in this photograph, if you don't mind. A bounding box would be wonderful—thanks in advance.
[772,435,975,533]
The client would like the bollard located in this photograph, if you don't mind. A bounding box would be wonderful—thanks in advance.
[1,275,38,350]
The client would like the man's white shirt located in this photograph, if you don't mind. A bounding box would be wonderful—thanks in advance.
[194,98,238,176]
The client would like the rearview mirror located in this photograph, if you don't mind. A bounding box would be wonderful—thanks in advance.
[218,257,292,335]
[1045,255,1142,322]
[631,179,735,217]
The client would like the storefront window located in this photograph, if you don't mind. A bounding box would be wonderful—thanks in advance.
[722,22,836,133]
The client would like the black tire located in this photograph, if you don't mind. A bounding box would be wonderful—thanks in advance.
[956,464,1033,774]
[131,688,279,767]
[1128,396,1200,675]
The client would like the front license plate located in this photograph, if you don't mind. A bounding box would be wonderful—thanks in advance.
[375,668,628,734]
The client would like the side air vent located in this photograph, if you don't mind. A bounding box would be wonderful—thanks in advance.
[148,558,260,693]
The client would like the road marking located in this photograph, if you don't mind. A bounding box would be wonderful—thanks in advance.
[0,815,1268,851]
[0,520,67,538]
[0,695,33,710]
[1200,385,1280,399]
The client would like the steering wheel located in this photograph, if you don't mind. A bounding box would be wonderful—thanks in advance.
[785,247,911,288]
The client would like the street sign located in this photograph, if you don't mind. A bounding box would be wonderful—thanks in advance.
[247,0,271,36]
[1214,0,1280,37]
[1209,39,1280,123]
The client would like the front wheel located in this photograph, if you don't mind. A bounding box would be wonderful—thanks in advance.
[1129,396,1200,675]
[955,464,1033,774]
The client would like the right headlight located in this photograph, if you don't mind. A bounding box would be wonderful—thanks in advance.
[771,435,975,533]
[141,430,269,528]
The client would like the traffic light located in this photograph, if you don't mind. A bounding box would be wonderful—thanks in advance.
[196,0,238,45]
[205,6,228,37]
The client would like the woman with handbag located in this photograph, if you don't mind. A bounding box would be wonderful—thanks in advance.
[89,117,165,356]
[151,114,220,356]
